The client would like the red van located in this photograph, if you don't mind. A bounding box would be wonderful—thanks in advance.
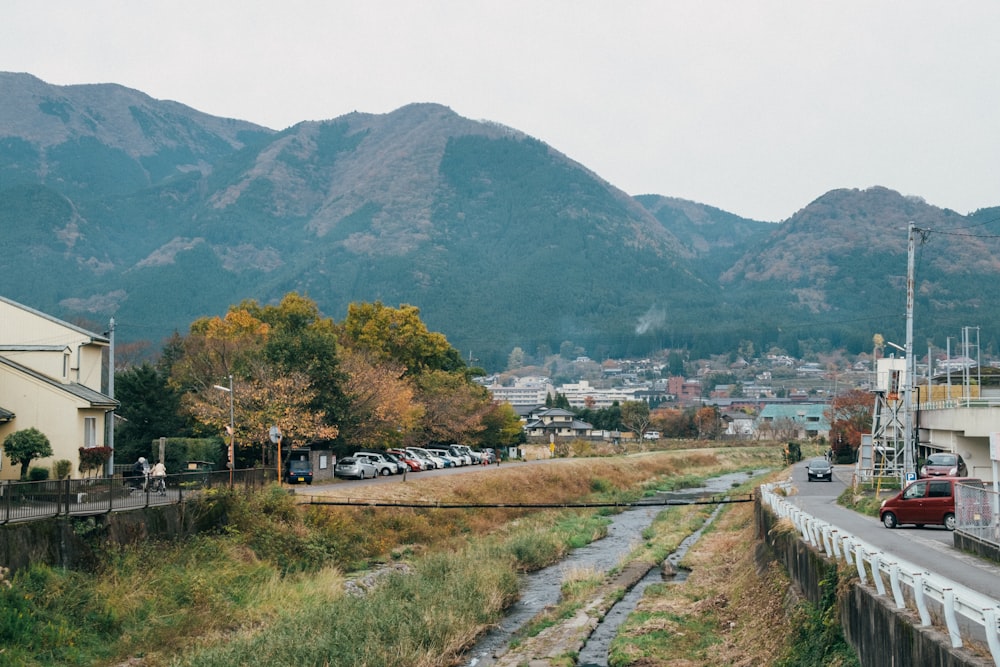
[880,477,984,531]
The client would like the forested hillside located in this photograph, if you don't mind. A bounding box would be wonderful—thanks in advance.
[2,72,999,367]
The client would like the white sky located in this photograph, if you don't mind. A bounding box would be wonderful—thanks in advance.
[1,1,997,221]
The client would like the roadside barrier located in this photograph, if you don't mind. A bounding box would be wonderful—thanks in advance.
[760,480,1000,666]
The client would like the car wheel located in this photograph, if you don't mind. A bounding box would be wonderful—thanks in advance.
[882,512,898,529]
[944,513,956,531]
[380,467,390,476]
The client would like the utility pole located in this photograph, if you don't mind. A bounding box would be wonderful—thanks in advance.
[903,222,916,483]
[107,317,116,476]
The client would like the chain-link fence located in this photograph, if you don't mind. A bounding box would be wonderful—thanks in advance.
[954,479,997,544]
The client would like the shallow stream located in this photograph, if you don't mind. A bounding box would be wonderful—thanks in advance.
[462,469,766,666]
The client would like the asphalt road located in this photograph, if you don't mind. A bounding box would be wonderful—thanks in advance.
[790,458,1000,600]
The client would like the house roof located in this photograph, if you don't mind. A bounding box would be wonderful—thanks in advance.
[756,403,830,429]
[0,295,110,345]
[0,355,118,408]
[532,408,576,417]
[525,418,593,430]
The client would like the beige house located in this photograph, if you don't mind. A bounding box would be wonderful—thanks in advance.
[0,296,117,480]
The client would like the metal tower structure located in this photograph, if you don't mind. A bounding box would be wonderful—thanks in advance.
[858,223,919,484]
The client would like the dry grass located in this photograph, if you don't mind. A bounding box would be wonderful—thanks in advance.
[611,470,800,667]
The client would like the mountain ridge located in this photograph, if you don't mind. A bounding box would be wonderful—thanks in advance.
[1,72,998,368]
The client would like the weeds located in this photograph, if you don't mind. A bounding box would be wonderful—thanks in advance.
[0,445,788,666]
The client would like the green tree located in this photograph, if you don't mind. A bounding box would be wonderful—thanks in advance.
[475,402,525,449]
[3,428,53,480]
[243,292,349,429]
[115,362,193,464]
[667,351,685,376]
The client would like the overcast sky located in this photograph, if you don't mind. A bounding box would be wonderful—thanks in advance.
[2,1,997,221]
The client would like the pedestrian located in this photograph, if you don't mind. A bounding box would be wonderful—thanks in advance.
[129,457,148,491]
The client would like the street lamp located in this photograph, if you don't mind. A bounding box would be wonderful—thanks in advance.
[213,375,234,486]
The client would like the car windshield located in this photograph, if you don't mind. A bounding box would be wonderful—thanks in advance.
[339,458,357,464]
[927,454,957,466]
[290,461,310,471]
[810,459,830,469]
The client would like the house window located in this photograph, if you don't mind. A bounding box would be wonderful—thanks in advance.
[63,352,70,378]
[84,417,97,448]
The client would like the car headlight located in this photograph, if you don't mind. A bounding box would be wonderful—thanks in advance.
[949,467,957,476]
[881,499,887,508]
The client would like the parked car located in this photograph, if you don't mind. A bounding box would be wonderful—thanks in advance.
[354,451,400,476]
[334,457,377,480]
[453,444,483,464]
[426,448,459,467]
[388,448,425,471]
[880,477,985,531]
[919,452,967,478]
[382,450,418,473]
[431,446,468,466]
[285,458,314,485]
[805,458,833,482]
[406,447,441,469]
[480,448,498,464]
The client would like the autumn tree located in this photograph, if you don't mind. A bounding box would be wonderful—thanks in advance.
[339,301,495,446]
[695,406,722,440]
[336,347,423,450]
[409,370,493,445]
[340,301,465,376]
[652,407,696,438]
[169,295,342,465]
[826,388,874,456]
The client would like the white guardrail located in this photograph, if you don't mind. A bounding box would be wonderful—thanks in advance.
[760,480,1000,666]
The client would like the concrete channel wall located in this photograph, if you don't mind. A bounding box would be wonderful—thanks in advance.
[0,502,219,574]
[755,498,992,667]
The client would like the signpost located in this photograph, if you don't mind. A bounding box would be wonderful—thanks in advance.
[270,425,282,485]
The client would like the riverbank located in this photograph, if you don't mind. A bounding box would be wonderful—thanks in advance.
[1,444,798,666]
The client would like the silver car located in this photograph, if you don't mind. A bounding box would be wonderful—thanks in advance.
[334,457,377,480]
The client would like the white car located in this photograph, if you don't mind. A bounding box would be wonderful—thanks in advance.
[354,452,400,476]
[406,447,443,469]
[428,448,463,467]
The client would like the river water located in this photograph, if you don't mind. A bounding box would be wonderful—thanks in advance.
[462,469,766,667]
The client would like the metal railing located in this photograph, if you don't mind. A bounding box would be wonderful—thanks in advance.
[760,480,1000,666]
[0,468,275,525]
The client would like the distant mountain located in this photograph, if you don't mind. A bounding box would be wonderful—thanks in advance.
[1,72,998,368]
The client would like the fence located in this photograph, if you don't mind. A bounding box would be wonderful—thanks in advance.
[760,480,1000,666]
[0,467,276,525]
[955,480,1000,545]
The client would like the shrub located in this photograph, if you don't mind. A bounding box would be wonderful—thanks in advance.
[78,446,112,476]
[28,467,50,481]
[53,459,72,480]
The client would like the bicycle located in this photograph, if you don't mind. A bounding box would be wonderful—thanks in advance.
[150,476,166,495]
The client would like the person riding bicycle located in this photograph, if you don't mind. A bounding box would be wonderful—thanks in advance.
[150,460,167,494]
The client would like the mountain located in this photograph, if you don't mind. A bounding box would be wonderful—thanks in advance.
[1,72,998,368]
